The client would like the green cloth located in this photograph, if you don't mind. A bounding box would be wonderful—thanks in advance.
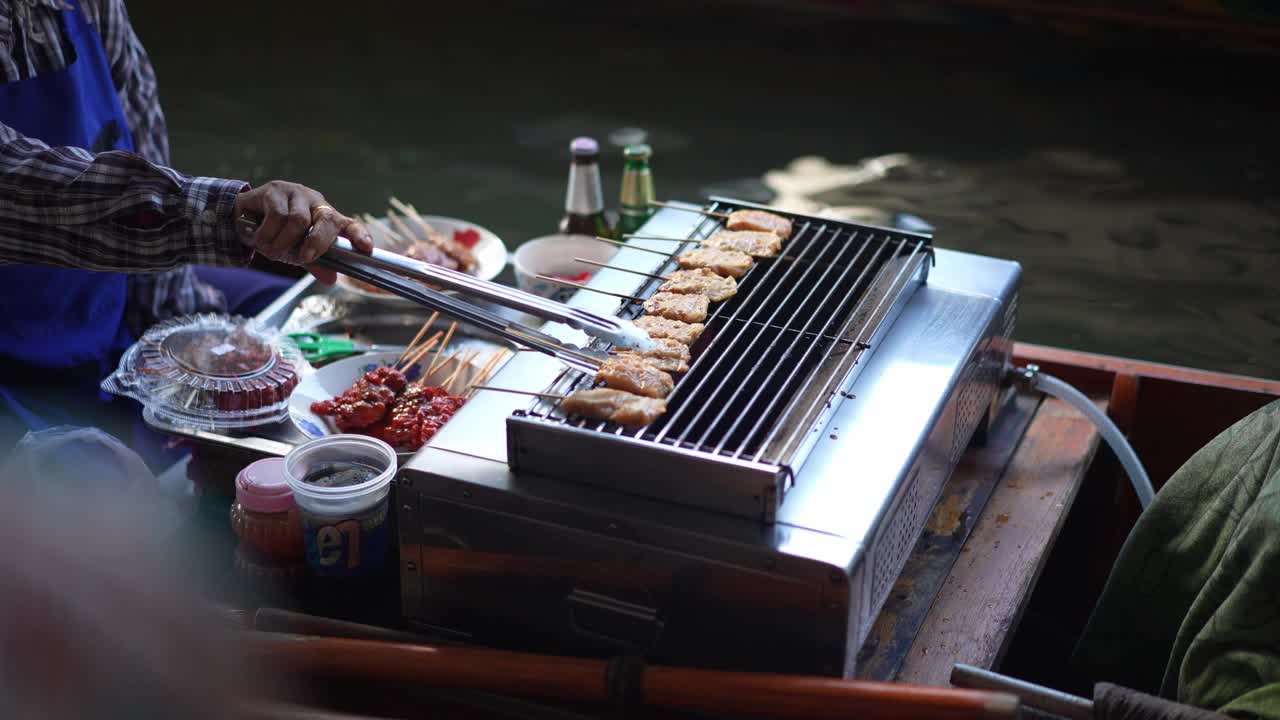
[1075,399,1280,719]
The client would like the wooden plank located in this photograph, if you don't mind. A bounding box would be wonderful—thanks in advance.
[856,392,1041,681]
[896,396,1103,685]
[1013,342,1280,395]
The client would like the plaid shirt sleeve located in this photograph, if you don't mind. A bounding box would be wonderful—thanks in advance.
[0,123,251,272]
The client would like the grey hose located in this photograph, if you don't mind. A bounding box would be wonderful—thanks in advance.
[1012,365,1156,510]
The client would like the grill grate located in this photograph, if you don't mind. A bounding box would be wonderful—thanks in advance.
[509,199,931,520]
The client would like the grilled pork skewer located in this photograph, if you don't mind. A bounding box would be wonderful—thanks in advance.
[642,292,709,324]
[597,356,673,398]
[611,338,691,374]
[625,230,782,258]
[660,268,737,301]
[589,236,756,280]
[573,257,742,299]
[562,388,667,426]
[533,278,711,323]
[633,316,705,345]
[646,201,794,240]
[676,247,753,278]
[471,386,666,427]
[570,259,739,302]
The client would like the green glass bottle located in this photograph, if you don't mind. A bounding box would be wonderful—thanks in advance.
[617,144,655,237]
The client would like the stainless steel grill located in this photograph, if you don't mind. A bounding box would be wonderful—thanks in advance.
[507,199,932,522]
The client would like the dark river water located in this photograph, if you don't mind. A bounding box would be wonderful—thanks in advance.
[129,0,1280,379]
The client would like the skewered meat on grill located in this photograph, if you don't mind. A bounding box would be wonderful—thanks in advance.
[676,247,753,279]
[562,388,667,427]
[642,291,710,324]
[659,268,737,302]
[633,316,705,345]
[704,230,782,258]
[614,338,691,374]
[597,356,674,399]
[726,209,792,239]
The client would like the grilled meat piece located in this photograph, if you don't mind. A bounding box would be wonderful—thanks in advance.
[642,291,709,324]
[562,388,667,427]
[615,338,691,374]
[633,316,705,345]
[597,356,674,399]
[675,247,753,279]
[406,241,461,271]
[704,230,782,258]
[726,209,792,239]
[658,268,737,302]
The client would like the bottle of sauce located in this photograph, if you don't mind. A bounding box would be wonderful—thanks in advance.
[229,457,305,577]
[558,137,613,239]
[617,143,655,236]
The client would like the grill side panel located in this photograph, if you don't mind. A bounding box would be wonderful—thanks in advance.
[507,416,787,522]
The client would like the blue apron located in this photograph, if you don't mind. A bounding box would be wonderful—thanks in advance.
[0,1,134,432]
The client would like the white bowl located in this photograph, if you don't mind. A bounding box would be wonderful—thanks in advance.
[335,214,507,303]
[289,348,497,458]
[513,234,619,302]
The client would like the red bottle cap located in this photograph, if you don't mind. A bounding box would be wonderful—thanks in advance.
[235,457,294,513]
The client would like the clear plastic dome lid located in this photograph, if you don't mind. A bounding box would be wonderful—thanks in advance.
[102,314,309,430]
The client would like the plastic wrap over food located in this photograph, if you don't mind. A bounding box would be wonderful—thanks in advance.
[101,313,310,430]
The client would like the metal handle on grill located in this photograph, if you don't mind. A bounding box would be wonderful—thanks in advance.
[234,215,654,351]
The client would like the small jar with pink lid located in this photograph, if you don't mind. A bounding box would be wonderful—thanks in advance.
[229,457,304,568]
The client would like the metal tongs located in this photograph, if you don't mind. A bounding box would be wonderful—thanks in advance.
[235,216,652,373]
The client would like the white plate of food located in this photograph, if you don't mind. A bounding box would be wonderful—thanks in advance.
[335,202,507,303]
[289,345,507,457]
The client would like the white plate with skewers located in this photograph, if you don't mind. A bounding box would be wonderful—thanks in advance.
[288,343,509,458]
[335,197,507,303]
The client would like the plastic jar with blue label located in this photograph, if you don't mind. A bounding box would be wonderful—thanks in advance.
[283,435,396,578]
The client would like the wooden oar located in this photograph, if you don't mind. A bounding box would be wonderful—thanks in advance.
[242,634,1020,720]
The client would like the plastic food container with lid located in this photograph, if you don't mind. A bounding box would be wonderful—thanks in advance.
[284,435,397,578]
[101,313,310,431]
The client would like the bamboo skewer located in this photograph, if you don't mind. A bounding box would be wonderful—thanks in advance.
[534,274,644,302]
[385,209,422,247]
[362,213,412,252]
[572,257,668,281]
[397,331,443,372]
[624,234,701,242]
[442,349,479,394]
[591,236,676,256]
[389,197,436,241]
[396,311,440,367]
[428,321,458,375]
[648,200,730,219]
[464,350,510,398]
[469,386,566,401]
[421,347,463,385]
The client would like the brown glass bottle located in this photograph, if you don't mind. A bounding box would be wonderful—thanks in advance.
[558,137,613,238]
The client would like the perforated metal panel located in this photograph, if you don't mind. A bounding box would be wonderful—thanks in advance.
[868,466,924,622]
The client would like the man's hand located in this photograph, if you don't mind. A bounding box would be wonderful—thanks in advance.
[232,181,374,284]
